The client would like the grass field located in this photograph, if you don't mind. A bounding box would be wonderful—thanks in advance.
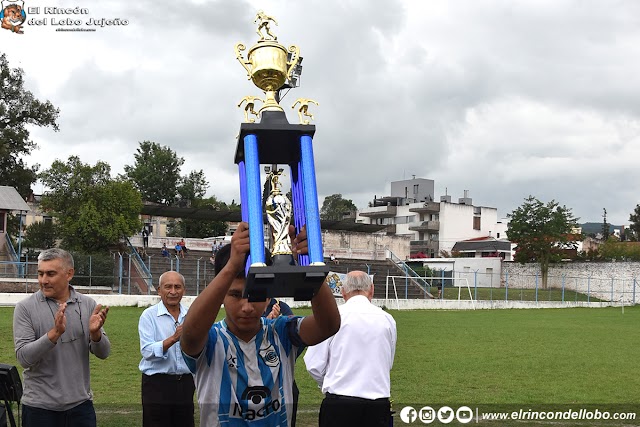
[1,305,639,426]
[428,286,605,302]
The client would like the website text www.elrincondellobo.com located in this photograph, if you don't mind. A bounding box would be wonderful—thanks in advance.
[398,404,638,424]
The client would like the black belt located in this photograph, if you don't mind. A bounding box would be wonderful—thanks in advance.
[143,373,190,381]
[325,392,389,403]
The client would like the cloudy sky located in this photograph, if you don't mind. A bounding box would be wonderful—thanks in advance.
[3,0,639,225]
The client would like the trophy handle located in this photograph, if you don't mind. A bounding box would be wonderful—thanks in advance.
[287,45,301,79]
[234,43,252,79]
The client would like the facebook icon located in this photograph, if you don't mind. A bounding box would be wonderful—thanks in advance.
[400,406,418,423]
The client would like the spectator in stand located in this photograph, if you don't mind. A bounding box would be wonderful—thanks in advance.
[175,243,184,259]
[142,228,150,248]
[179,239,188,256]
[330,253,339,265]
[161,243,170,258]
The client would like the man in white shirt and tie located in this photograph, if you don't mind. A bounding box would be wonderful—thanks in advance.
[304,270,397,427]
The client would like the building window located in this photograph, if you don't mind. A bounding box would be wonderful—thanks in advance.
[473,216,481,230]
[413,184,419,194]
[497,232,500,238]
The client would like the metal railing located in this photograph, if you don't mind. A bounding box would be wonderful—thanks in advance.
[3,234,25,277]
[123,237,153,292]
[387,249,432,298]
[4,234,18,262]
[412,269,638,305]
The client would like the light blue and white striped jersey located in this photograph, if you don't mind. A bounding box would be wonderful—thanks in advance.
[184,316,305,427]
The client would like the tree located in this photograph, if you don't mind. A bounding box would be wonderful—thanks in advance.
[0,53,60,198]
[123,141,184,205]
[507,196,579,289]
[320,194,357,221]
[177,170,209,206]
[23,220,58,250]
[167,196,231,238]
[40,156,142,252]
[629,204,640,241]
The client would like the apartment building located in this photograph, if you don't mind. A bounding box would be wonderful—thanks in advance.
[356,178,508,257]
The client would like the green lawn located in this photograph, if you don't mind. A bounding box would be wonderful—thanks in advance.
[1,306,638,426]
[429,286,605,302]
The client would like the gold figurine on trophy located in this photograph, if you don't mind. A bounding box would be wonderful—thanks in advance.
[292,98,319,125]
[237,95,263,123]
[264,168,292,256]
[234,13,301,114]
[254,10,278,41]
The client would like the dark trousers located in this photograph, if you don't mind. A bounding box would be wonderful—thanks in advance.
[319,393,390,427]
[22,400,96,427]
[141,373,195,427]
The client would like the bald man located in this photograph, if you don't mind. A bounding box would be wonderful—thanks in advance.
[304,271,397,427]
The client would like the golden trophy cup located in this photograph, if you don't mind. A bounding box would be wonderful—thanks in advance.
[234,11,301,114]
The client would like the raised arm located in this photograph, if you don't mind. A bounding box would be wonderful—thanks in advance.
[298,278,340,346]
[289,226,340,346]
[13,302,64,368]
[181,223,249,357]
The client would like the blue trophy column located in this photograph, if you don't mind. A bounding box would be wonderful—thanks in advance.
[242,134,266,266]
[299,135,324,265]
[290,161,309,266]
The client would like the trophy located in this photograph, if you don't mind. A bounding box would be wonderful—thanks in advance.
[234,11,328,301]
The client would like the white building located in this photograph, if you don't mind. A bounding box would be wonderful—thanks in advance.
[356,178,508,258]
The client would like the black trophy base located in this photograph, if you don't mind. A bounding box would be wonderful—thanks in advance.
[243,255,329,302]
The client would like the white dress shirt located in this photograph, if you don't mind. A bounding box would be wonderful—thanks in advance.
[304,294,397,399]
[138,301,191,375]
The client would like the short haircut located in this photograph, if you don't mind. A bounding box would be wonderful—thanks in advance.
[158,270,185,286]
[214,244,272,277]
[342,271,372,294]
[38,248,74,269]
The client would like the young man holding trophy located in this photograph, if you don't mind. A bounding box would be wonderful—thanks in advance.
[181,224,340,426]
[181,12,340,426]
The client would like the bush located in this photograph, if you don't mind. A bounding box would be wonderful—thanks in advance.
[69,252,116,288]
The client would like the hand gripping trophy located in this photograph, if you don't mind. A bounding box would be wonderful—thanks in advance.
[233,12,328,301]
